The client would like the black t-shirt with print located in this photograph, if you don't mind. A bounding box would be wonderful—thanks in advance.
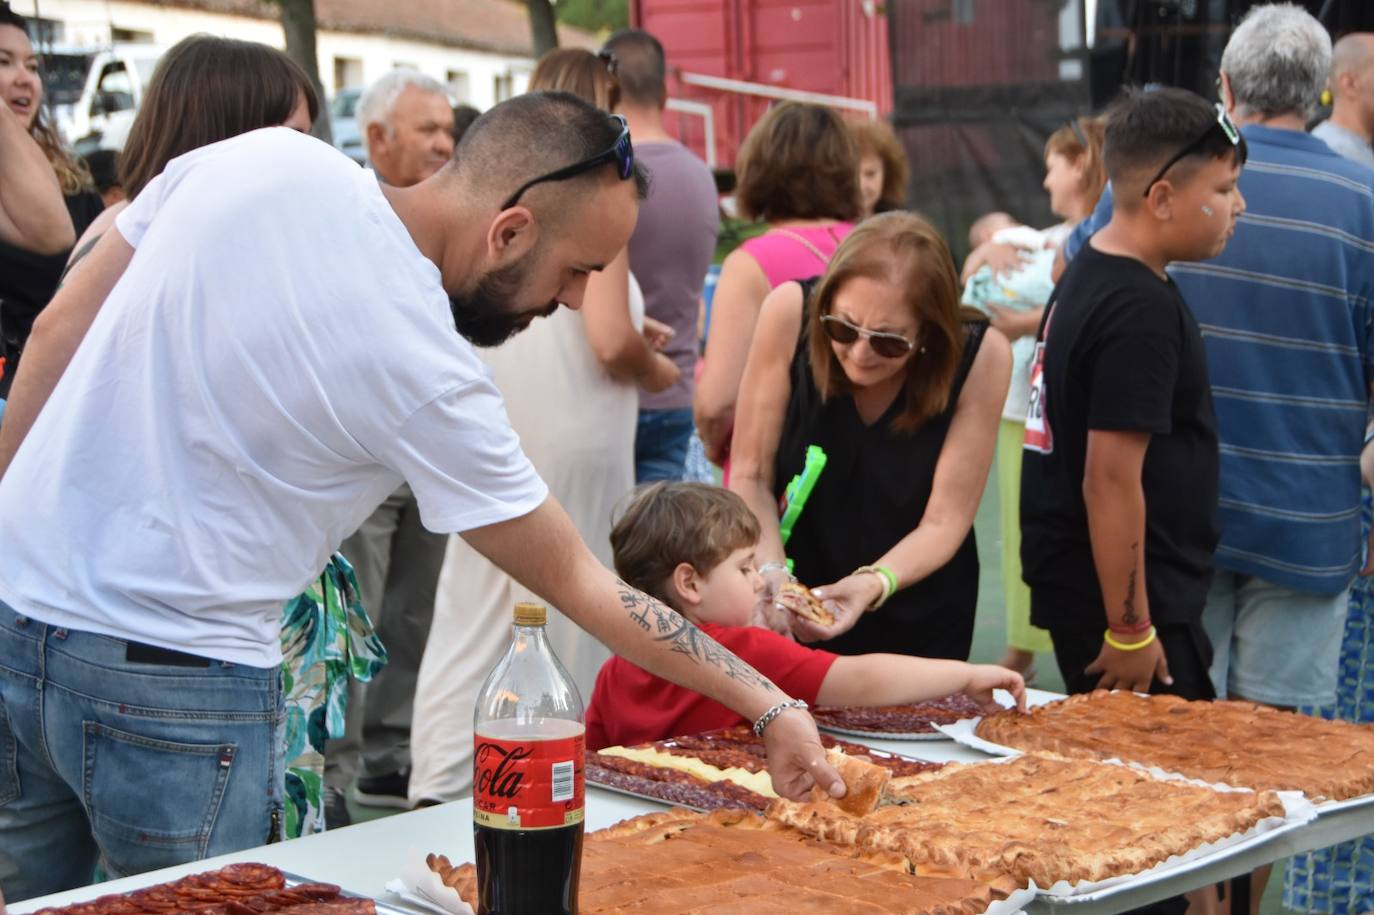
[1020,243,1219,630]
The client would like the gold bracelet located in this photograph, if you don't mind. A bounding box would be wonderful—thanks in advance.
[1103,626,1157,652]
[852,565,895,609]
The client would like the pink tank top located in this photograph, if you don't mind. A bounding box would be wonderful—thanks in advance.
[739,223,854,288]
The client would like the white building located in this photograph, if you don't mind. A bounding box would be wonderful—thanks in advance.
[15,0,596,111]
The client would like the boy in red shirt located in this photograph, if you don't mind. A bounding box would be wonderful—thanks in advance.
[586,482,1025,749]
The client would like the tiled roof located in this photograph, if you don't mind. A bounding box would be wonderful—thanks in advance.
[140,0,597,56]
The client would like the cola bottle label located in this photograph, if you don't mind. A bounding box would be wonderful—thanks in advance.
[473,732,585,830]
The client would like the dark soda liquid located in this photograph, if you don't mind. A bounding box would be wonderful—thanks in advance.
[474,821,583,914]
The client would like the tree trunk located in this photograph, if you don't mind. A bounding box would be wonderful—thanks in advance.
[278,0,333,144]
[527,0,559,58]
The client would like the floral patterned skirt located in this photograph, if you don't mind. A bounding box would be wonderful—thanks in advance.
[278,553,386,838]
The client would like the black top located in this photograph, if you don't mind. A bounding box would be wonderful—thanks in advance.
[1020,243,1219,630]
[0,189,104,395]
[773,280,986,660]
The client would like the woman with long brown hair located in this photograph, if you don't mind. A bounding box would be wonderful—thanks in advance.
[65,34,316,275]
[695,101,861,470]
[730,212,1010,659]
[0,2,102,400]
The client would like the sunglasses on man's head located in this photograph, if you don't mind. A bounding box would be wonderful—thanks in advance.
[820,314,916,359]
[500,114,634,210]
[1141,103,1243,198]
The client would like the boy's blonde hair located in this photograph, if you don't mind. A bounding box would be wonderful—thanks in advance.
[610,483,761,606]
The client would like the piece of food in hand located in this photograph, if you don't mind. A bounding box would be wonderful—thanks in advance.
[776,581,835,626]
[810,747,889,817]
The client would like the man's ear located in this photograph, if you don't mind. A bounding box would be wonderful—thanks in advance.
[487,206,539,265]
[365,121,389,163]
[1219,71,1237,116]
[669,561,702,609]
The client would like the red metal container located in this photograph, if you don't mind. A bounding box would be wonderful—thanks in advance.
[631,0,892,168]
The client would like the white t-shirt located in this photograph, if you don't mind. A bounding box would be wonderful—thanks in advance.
[0,128,548,667]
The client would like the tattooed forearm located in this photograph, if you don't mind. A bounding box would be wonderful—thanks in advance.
[1122,541,1139,625]
[617,581,777,691]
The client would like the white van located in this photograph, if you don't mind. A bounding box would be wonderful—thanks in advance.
[40,44,163,153]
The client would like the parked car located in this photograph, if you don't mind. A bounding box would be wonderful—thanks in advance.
[331,87,365,164]
[40,44,163,153]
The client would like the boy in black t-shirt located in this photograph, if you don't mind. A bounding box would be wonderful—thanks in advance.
[1021,88,1247,700]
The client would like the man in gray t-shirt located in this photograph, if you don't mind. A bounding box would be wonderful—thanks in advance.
[1312,33,1374,171]
[604,28,720,482]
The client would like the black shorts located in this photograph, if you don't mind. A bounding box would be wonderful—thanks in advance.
[1045,619,1215,700]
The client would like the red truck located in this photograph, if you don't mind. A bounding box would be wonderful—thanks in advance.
[630,0,892,168]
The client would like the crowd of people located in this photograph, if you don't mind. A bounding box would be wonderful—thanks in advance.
[0,2,1372,913]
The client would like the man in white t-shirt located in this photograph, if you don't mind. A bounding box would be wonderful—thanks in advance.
[0,92,844,902]
[327,68,460,818]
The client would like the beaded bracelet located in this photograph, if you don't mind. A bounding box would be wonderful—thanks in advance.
[753,698,809,737]
[1103,625,1157,652]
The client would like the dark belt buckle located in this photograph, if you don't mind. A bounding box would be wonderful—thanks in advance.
[125,641,212,667]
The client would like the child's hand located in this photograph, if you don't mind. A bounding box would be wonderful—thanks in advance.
[963,664,1027,714]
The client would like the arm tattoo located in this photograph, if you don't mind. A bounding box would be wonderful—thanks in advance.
[617,581,776,691]
[1122,541,1139,625]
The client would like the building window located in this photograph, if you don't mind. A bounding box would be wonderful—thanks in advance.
[111,27,155,43]
[447,70,470,104]
[494,71,514,103]
[26,16,63,45]
[393,61,418,72]
[333,56,363,92]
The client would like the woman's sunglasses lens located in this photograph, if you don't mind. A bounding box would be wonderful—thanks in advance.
[822,318,858,344]
[872,337,911,358]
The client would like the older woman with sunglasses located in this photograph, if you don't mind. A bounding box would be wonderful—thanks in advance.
[730,212,1009,658]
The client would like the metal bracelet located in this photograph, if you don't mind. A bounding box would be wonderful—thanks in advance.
[752,698,809,738]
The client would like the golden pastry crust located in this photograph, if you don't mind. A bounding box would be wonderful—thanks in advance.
[768,754,1286,889]
[812,747,890,817]
[976,690,1374,801]
[776,581,836,626]
[442,808,1010,914]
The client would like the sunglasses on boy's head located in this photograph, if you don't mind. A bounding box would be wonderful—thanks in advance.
[820,314,916,359]
[1141,103,1243,198]
[500,114,635,210]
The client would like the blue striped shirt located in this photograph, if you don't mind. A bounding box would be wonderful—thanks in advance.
[1171,125,1374,594]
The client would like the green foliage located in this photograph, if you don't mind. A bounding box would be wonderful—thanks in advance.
[555,0,629,33]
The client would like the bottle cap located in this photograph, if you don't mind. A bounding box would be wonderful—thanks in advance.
[513,602,547,626]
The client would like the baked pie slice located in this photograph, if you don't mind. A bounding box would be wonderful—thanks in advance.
[768,753,1287,889]
[435,808,1021,914]
[976,690,1374,801]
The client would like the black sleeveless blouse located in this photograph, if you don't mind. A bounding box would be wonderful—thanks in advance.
[772,283,986,660]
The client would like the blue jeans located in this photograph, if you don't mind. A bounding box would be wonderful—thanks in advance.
[635,408,694,484]
[0,600,282,902]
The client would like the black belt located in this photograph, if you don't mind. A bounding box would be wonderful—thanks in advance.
[125,640,212,667]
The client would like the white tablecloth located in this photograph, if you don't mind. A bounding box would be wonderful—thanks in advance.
[13,688,1374,915]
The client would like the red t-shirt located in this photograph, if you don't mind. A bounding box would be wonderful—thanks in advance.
[585,622,839,750]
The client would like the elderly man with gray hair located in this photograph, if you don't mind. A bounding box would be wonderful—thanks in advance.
[357,68,455,187]
[323,68,457,820]
[1171,7,1374,868]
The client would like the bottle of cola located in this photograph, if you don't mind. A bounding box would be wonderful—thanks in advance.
[473,602,585,914]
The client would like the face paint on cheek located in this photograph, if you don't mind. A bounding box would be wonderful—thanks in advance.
[1201,205,1215,217]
